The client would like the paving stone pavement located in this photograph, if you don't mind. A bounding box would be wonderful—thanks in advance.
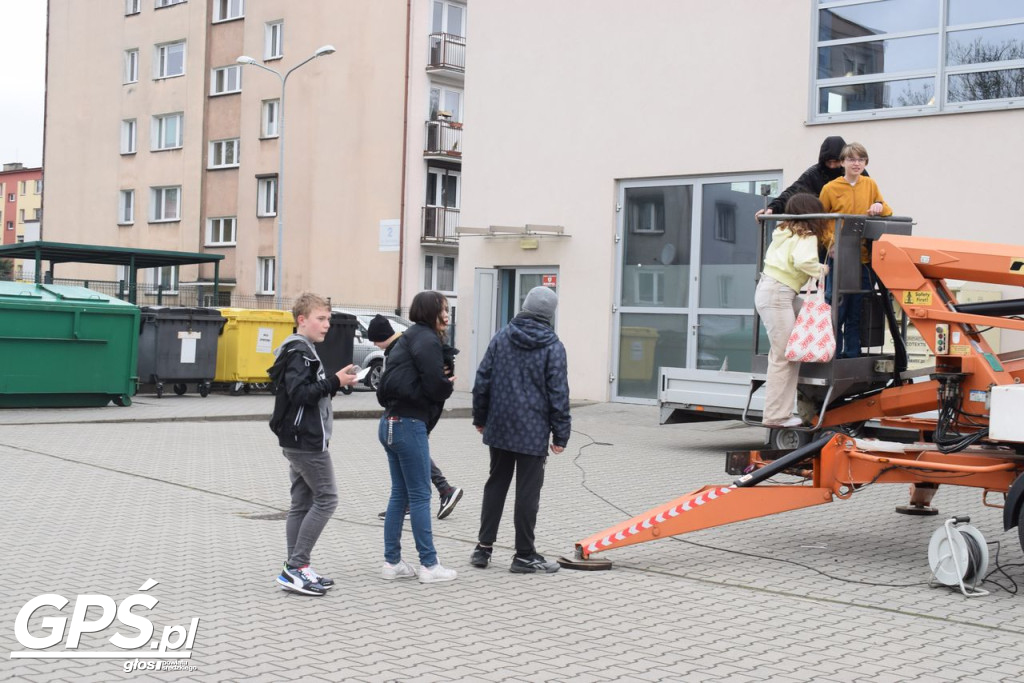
[2,393,1024,682]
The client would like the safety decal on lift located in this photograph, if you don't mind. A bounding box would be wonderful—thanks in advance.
[1010,259,1024,273]
[901,290,932,305]
[950,344,972,356]
[586,485,736,554]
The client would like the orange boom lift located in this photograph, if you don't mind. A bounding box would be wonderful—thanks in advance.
[565,221,1024,569]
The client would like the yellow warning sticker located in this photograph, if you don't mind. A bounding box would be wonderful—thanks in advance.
[1011,259,1024,273]
[901,290,932,306]
[950,344,971,356]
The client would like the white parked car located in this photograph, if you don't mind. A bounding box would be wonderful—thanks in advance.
[333,309,412,390]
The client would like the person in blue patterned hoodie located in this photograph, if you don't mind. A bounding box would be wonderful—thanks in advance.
[470,285,571,573]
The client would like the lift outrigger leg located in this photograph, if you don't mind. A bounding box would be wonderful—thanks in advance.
[559,433,839,570]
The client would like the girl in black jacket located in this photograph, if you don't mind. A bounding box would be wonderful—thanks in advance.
[375,291,457,583]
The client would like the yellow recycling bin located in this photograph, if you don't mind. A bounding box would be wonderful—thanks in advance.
[214,308,295,387]
[618,326,659,381]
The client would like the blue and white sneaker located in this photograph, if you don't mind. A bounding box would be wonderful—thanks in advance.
[277,564,327,596]
[309,567,334,589]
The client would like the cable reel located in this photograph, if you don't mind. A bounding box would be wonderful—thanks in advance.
[927,515,989,597]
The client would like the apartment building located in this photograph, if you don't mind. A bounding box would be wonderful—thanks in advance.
[457,1,1024,401]
[0,163,42,246]
[43,0,465,314]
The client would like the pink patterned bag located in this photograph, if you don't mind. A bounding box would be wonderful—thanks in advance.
[784,285,836,363]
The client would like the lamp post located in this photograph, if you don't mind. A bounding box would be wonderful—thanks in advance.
[237,44,336,310]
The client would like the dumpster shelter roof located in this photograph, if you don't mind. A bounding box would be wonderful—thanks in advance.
[0,241,224,270]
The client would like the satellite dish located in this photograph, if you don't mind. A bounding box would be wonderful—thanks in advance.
[660,243,676,265]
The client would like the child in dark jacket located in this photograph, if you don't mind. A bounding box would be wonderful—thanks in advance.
[470,286,571,574]
[267,292,358,596]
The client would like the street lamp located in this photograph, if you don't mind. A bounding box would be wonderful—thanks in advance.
[237,44,336,309]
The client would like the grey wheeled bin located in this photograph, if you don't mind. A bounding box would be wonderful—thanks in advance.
[137,306,226,397]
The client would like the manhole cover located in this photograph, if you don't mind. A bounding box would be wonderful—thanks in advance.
[240,511,288,521]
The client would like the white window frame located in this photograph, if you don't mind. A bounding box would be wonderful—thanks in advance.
[261,99,280,138]
[151,265,180,294]
[813,0,1024,122]
[213,0,244,22]
[431,1,466,38]
[423,253,457,294]
[206,216,237,246]
[35,180,42,194]
[265,21,283,60]
[121,119,137,154]
[126,0,140,15]
[150,186,181,222]
[124,49,139,84]
[257,177,278,217]
[211,65,242,95]
[152,113,183,151]
[208,138,240,168]
[258,257,276,294]
[155,0,186,7]
[118,190,135,225]
[155,40,185,79]
[8,193,15,202]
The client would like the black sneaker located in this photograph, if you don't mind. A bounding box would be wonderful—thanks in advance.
[437,486,464,519]
[510,553,560,574]
[276,564,327,596]
[470,544,492,568]
[378,508,411,521]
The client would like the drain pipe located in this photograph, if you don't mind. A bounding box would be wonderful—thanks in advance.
[395,0,411,316]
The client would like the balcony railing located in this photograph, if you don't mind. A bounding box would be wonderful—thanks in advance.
[422,206,459,244]
[424,119,462,159]
[427,32,465,73]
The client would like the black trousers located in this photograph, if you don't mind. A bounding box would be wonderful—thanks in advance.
[477,446,547,556]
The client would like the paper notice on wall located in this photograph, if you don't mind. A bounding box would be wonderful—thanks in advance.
[178,331,200,364]
[256,327,274,354]
[380,219,400,252]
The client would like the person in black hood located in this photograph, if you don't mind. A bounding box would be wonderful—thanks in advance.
[470,286,571,574]
[757,136,866,218]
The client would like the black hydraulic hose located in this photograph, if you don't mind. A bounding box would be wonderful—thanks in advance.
[732,432,840,488]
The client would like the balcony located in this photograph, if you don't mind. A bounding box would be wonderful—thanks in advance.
[427,32,465,78]
[422,206,459,245]
[424,119,462,161]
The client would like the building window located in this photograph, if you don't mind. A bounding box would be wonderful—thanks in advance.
[7,194,14,202]
[211,65,242,95]
[423,254,456,293]
[258,257,275,293]
[628,195,665,234]
[814,0,1024,121]
[209,138,240,168]
[257,177,278,216]
[156,0,186,7]
[207,216,237,245]
[126,0,140,15]
[155,41,185,79]
[265,21,283,60]
[33,208,41,220]
[121,119,137,154]
[6,221,12,230]
[19,181,26,194]
[124,49,139,83]
[261,99,280,137]
[431,1,466,38]
[213,0,243,22]
[119,190,135,225]
[150,186,180,222]
[152,113,183,150]
[34,180,42,194]
[151,265,179,293]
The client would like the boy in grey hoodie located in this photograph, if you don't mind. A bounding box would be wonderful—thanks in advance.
[267,292,358,596]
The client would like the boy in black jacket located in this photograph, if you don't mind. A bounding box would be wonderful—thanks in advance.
[268,292,358,596]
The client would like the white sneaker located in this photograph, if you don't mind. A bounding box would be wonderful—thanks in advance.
[418,563,457,584]
[381,560,417,580]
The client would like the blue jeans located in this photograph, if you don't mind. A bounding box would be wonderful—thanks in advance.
[826,261,871,359]
[379,416,437,567]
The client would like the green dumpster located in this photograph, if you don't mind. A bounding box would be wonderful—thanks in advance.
[0,282,139,407]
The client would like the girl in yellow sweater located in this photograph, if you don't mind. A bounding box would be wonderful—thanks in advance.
[755,194,830,427]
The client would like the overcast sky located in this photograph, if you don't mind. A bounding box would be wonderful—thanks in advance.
[0,3,46,168]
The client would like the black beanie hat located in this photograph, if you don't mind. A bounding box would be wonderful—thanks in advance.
[367,314,395,342]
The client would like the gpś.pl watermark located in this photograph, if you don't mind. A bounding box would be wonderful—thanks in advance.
[9,579,200,672]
